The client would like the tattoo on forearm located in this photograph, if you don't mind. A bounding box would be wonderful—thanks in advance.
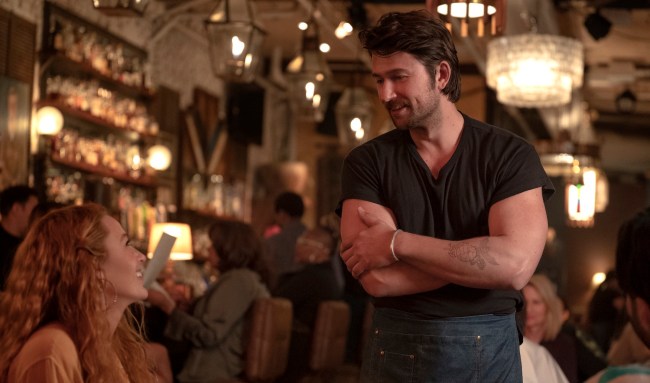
[448,238,498,270]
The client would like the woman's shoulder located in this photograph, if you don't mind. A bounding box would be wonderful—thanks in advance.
[220,269,269,293]
[9,322,82,381]
[20,323,77,356]
[222,268,259,280]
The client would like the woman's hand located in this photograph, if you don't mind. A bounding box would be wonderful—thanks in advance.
[147,288,176,315]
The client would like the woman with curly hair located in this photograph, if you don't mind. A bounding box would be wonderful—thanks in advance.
[147,219,272,382]
[0,203,157,382]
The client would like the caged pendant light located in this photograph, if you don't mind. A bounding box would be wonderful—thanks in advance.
[286,17,332,122]
[205,0,266,83]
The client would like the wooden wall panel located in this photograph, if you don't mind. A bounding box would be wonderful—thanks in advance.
[7,13,35,84]
[0,9,9,76]
[0,9,35,84]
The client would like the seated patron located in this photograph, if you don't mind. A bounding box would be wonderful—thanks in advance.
[524,274,579,383]
[274,226,342,382]
[147,219,271,382]
[265,192,307,285]
[0,203,157,382]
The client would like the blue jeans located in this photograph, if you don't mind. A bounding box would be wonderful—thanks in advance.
[360,308,522,383]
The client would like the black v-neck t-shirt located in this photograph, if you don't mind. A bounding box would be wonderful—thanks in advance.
[338,113,554,318]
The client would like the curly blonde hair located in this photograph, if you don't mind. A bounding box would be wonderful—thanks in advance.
[0,203,156,382]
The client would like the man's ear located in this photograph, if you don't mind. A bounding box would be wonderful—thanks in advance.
[8,202,21,217]
[436,61,451,90]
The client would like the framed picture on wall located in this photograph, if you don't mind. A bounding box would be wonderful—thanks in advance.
[0,76,31,189]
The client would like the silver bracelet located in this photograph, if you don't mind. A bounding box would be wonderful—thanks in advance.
[390,229,402,262]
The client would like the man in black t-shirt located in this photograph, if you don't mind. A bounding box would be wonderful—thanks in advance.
[0,185,38,289]
[337,11,553,383]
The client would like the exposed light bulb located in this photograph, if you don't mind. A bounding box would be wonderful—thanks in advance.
[592,272,606,286]
[231,35,245,57]
[210,11,224,22]
[147,145,172,171]
[350,117,362,132]
[312,94,321,107]
[36,106,64,136]
[305,82,315,100]
[335,21,353,39]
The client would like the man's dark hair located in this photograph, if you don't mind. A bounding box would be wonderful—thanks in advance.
[274,192,304,218]
[29,201,67,226]
[358,10,461,102]
[0,185,38,216]
[616,207,650,303]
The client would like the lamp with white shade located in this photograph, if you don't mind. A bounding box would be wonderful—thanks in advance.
[148,222,193,260]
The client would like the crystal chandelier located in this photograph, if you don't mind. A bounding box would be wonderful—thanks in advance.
[335,86,374,147]
[286,20,332,122]
[205,0,266,83]
[486,34,583,107]
[91,0,148,16]
[429,0,505,37]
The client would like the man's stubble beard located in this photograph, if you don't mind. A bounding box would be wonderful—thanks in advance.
[391,89,441,131]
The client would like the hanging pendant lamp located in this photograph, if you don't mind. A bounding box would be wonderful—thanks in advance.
[286,20,332,122]
[205,0,266,83]
[486,33,583,108]
[429,0,505,37]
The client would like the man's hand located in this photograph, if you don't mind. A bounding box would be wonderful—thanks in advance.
[340,206,397,278]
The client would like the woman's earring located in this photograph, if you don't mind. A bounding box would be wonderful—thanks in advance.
[103,279,118,308]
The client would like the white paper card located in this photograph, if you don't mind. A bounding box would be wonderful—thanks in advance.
[143,232,177,288]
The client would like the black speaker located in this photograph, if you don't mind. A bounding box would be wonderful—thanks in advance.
[226,83,265,145]
[584,10,611,41]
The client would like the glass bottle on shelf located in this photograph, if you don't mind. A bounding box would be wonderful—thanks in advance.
[184,173,202,211]
[61,22,74,56]
[49,17,64,51]
[208,174,224,216]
